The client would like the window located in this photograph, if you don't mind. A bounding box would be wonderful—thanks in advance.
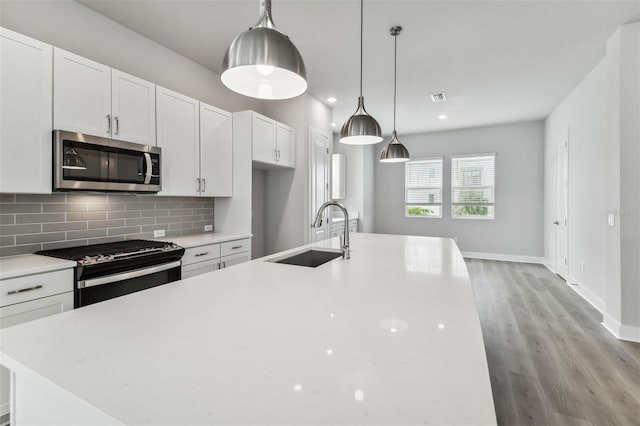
[451,154,495,219]
[405,157,443,218]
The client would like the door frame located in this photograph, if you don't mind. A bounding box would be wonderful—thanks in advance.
[308,127,331,243]
[556,129,569,279]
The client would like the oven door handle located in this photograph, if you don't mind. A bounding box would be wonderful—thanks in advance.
[143,152,153,184]
[77,260,181,289]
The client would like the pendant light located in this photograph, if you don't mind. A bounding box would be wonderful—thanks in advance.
[62,147,86,170]
[221,0,307,100]
[339,0,382,145]
[380,26,410,163]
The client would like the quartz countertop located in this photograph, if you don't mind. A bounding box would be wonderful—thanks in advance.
[160,232,252,249]
[0,233,495,425]
[0,254,76,280]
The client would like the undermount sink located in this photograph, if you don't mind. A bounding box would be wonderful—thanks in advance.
[272,249,343,267]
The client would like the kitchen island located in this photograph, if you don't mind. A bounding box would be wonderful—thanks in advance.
[0,233,496,425]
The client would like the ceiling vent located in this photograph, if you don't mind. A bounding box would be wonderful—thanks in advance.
[430,93,447,103]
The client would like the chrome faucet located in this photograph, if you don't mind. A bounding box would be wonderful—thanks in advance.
[312,201,350,259]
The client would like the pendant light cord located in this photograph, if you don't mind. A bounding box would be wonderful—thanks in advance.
[359,0,364,97]
[393,32,397,132]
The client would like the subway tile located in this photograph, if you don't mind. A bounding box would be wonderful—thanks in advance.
[141,224,166,233]
[67,229,107,240]
[124,232,154,240]
[126,202,155,211]
[66,194,107,204]
[181,229,200,236]
[156,202,182,209]
[44,203,87,213]
[0,224,41,236]
[164,230,182,238]
[154,217,179,225]
[87,203,125,212]
[88,219,125,229]
[0,244,41,256]
[67,212,107,221]
[108,210,140,219]
[107,226,141,236]
[193,221,212,230]
[0,204,42,214]
[42,239,87,250]
[169,222,193,230]
[0,215,15,225]
[182,202,204,209]
[107,194,140,203]
[86,236,125,245]
[125,218,156,226]
[15,194,66,203]
[16,213,66,224]
[169,209,192,216]
[182,215,203,223]
[0,194,15,203]
[193,208,214,215]
[43,222,87,232]
[0,236,15,247]
[16,232,66,245]
[140,210,168,218]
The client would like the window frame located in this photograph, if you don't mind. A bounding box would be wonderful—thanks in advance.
[404,156,444,219]
[450,153,496,220]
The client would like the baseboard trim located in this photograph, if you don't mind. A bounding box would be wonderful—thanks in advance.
[543,259,556,274]
[603,313,640,343]
[564,275,605,313]
[461,251,544,264]
[0,401,8,418]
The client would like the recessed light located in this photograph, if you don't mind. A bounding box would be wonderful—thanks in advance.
[327,97,337,103]
[331,122,337,127]
[431,93,447,102]
[438,115,447,120]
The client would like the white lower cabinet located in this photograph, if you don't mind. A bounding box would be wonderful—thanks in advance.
[0,268,74,418]
[181,238,251,279]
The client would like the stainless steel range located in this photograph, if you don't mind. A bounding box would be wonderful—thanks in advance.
[38,240,185,308]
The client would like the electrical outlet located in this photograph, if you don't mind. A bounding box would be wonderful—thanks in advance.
[607,213,615,227]
[153,229,165,238]
[204,225,213,232]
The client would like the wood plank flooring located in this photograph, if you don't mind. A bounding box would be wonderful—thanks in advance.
[465,259,640,426]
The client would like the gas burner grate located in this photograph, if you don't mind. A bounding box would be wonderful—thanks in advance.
[37,240,172,261]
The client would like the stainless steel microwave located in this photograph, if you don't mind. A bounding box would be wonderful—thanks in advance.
[53,130,161,193]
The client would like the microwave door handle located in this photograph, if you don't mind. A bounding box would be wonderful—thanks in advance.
[143,153,152,184]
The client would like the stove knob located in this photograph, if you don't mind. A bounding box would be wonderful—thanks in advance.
[83,256,93,264]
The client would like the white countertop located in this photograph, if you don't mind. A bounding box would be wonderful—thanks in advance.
[161,232,252,249]
[0,254,76,280]
[0,233,495,425]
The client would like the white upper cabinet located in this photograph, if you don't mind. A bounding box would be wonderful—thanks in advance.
[250,112,295,169]
[111,70,156,145]
[200,103,233,197]
[0,28,53,194]
[53,48,111,137]
[156,86,200,196]
[276,122,295,168]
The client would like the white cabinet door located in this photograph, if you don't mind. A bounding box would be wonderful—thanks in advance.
[0,28,53,194]
[276,123,295,168]
[200,103,232,197]
[156,86,199,196]
[220,251,250,269]
[111,70,156,145]
[53,48,111,137]
[251,113,277,165]
[182,260,220,279]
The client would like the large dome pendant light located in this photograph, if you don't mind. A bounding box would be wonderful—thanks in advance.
[380,26,410,163]
[339,0,382,145]
[221,0,307,100]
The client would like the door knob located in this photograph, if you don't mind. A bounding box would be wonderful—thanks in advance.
[553,221,559,225]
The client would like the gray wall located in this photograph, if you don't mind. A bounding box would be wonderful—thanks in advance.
[0,194,213,256]
[374,120,544,257]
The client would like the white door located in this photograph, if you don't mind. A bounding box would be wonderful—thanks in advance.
[111,70,156,145]
[0,28,53,194]
[276,123,296,168]
[200,103,233,196]
[309,128,330,243]
[556,135,569,279]
[251,113,276,165]
[53,48,111,137]
[156,86,199,196]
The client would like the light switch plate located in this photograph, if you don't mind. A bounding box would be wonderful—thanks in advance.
[607,213,615,227]
[204,225,213,232]
[153,229,166,238]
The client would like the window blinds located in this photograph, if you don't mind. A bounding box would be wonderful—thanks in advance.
[451,154,495,206]
[405,158,443,205]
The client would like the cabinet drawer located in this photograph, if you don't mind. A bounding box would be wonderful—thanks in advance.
[0,291,73,329]
[220,252,250,269]
[182,243,221,266]
[220,239,251,257]
[182,259,220,279]
[0,269,73,308]
[349,219,358,228]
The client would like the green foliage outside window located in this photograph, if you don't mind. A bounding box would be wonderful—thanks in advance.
[407,206,434,216]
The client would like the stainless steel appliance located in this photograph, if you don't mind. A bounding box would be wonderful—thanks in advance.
[37,240,184,308]
[53,130,161,193]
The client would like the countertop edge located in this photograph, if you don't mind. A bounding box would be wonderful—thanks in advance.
[0,254,76,281]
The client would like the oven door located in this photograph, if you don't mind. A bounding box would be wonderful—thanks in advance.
[75,261,181,308]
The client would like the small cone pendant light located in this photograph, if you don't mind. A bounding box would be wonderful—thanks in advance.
[339,0,382,145]
[380,26,410,163]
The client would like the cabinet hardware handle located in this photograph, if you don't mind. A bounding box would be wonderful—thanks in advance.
[7,285,43,295]
[222,261,226,268]
[194,252,209,257]
[114,116,119,135]
[197,177,201,192]
[231,245,242,250]
[553,221,559,225]
[106,114,111,134]
[202,178,206,192]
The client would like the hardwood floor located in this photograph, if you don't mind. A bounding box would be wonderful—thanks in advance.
[465,259,640,426]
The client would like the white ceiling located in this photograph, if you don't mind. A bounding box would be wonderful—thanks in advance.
[78,0,639,135]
